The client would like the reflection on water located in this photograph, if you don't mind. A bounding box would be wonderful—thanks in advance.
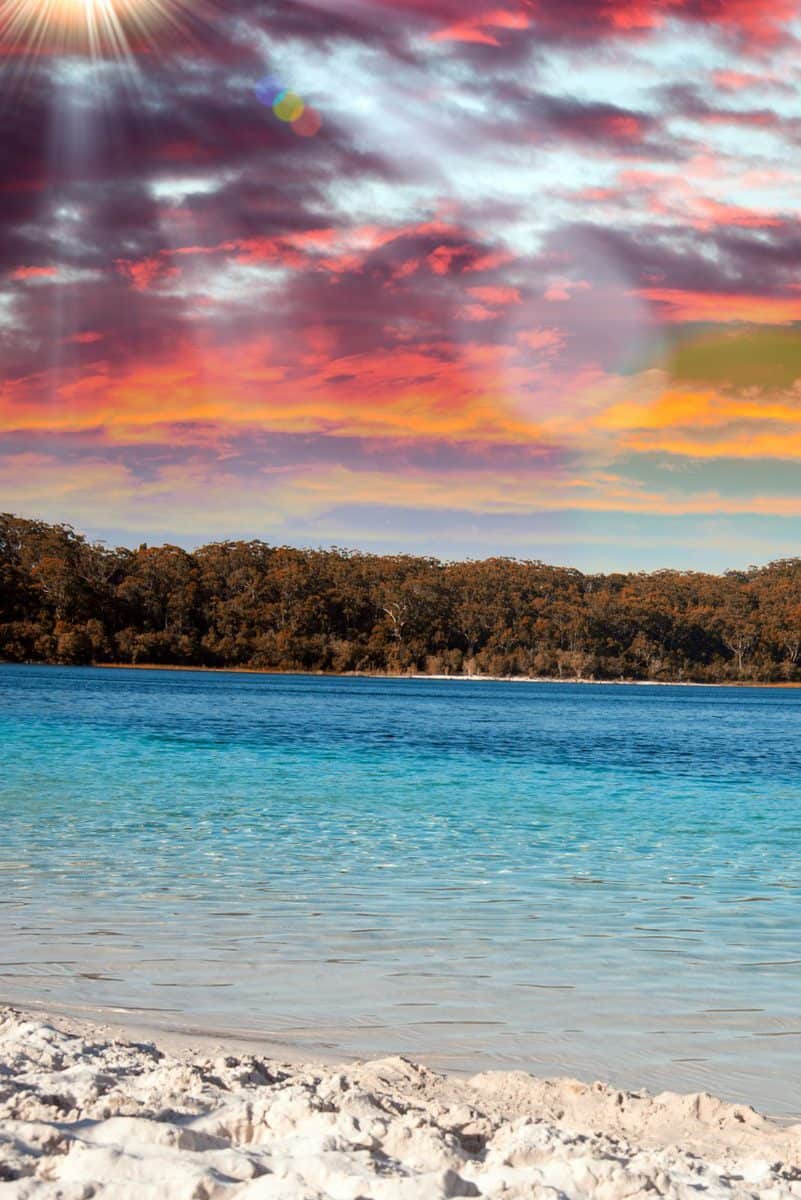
[1,665,800,1117]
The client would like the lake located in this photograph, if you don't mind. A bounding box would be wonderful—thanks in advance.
[1,664,800,1117]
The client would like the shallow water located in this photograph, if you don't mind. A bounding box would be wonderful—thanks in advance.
[1,664,800,1116]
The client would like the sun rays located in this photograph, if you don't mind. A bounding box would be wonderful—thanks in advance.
[0,0,195,63]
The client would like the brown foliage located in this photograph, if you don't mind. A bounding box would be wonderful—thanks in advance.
[2,513,801,681]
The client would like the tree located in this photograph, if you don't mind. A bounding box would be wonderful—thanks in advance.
[718,580,759,677]
[2,512,801,682]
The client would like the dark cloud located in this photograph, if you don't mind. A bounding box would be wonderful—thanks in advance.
[551,221,801,299]
[272,0,798,44]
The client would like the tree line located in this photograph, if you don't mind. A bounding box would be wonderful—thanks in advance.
[2,512,801,682]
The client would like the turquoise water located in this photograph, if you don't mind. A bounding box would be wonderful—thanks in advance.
[1,665,800,1117]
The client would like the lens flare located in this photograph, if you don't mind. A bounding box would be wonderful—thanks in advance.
[0,0,193,60]
[273,89,304,122]
[291,105,321,137]
[255,75,323,138]
[254,74,283,108]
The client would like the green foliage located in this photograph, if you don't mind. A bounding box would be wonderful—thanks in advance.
[2,512,801,681]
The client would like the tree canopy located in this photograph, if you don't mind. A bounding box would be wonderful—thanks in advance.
[3,512,801,682]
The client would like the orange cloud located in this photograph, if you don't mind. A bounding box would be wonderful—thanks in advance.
[11,446,801,545]
[641,289,801,324]
[624,426,801,460]
[594,376,801,461]
[0,332,549,447]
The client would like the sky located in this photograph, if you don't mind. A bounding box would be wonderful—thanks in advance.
[2,0,801,570]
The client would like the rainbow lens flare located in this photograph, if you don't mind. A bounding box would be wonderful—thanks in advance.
[254,74,283,107]
[291,105,321,138]
[273,90,304,122]
[254,74,322,138]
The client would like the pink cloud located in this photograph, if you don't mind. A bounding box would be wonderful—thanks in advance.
[12,266,57,281]
[431,6,529,45]
[467,285,521,305]
[116,256,179,291]
[427,245,464,275]
[461,304,497,322]
[713,69,764,92]
[689,196,782,231]
[518,328,566,353]
[544,278,591,303]
[465,250,515,273]
[63,332,105,345]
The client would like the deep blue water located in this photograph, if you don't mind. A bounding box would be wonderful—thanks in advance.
[1,664,800,1116]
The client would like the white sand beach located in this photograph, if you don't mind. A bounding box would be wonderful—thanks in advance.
[1,1006,799,1199]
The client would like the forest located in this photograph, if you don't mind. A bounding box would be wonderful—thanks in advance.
[2,512,801,682]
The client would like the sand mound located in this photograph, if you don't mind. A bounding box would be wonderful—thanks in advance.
[1,1007,800,1198]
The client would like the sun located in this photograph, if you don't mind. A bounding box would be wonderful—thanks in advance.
[0,0,190,60]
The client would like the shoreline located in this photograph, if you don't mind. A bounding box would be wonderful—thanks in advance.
[0,995,355,1076]
[5,990,799,1124]
[3,1004,800,1198]
[7,659,801,687]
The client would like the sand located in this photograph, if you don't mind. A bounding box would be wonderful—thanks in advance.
[1,1006,800,1199]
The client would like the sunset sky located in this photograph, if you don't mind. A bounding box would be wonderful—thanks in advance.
[3,0,801,569]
